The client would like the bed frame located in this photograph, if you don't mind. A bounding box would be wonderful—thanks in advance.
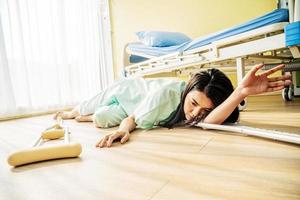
[122,3,300,144]
[124,22,290,77]
[124,3,300,101]
[125,22,299,100]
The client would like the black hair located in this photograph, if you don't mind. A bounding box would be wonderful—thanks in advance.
[161,68,240,128]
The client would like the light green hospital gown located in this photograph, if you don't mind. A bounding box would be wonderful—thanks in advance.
[79,77,186,129]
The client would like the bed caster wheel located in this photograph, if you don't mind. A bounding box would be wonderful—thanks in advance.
[282,87,293,101]
[238,99,247,111]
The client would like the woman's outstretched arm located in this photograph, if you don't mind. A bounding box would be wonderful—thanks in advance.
[203,64,292,124]
[96,115,136,148]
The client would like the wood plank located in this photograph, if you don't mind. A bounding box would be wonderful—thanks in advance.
[0,95,299,200]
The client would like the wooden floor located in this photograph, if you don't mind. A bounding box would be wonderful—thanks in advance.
[1,95,300,200]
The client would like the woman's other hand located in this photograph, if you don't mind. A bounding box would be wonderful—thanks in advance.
[239,64,292,96]
[96,130,130,148]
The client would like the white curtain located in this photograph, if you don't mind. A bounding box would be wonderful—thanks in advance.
[0,0,114,118]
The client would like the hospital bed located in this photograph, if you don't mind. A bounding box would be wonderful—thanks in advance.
[123,4,300,102]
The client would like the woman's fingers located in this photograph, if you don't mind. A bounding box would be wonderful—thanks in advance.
[250,64,265,75]
[268,79,291,88]
[96,134,110,148]
[268,73,292,88]
[261,64,285,76]
[96,131,129,148]
[267,85,285,92]
[96,137,104,147]
[95,137,103,147]
[120,133,130,144]
[268,74,291,82]
[107,132,122,147]
[267,76,291,93]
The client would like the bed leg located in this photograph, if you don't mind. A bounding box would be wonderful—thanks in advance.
[236,57,247,110]
[236,57,245,84]
[289,46,300,58]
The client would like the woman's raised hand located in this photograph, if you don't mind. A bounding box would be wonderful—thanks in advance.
[239,64,292,97]
[96,130,130,148]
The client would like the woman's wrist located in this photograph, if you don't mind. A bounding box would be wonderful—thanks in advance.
[117,116,136,135]
[116,129,130,135]
[235,85,248,99]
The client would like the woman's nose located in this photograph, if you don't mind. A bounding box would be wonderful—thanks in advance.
[192,107,202,117]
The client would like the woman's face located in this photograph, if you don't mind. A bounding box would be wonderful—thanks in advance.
[183,90,214,121]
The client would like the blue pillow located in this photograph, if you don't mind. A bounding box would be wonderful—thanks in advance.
[136,31,191,47]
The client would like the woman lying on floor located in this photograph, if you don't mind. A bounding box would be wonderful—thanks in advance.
[55,64,291,148]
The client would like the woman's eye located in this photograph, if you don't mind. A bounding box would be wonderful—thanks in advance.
[192,102,196,106]
[204,108,213,114]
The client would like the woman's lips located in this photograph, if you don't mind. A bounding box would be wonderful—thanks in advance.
[186,114,193,121]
